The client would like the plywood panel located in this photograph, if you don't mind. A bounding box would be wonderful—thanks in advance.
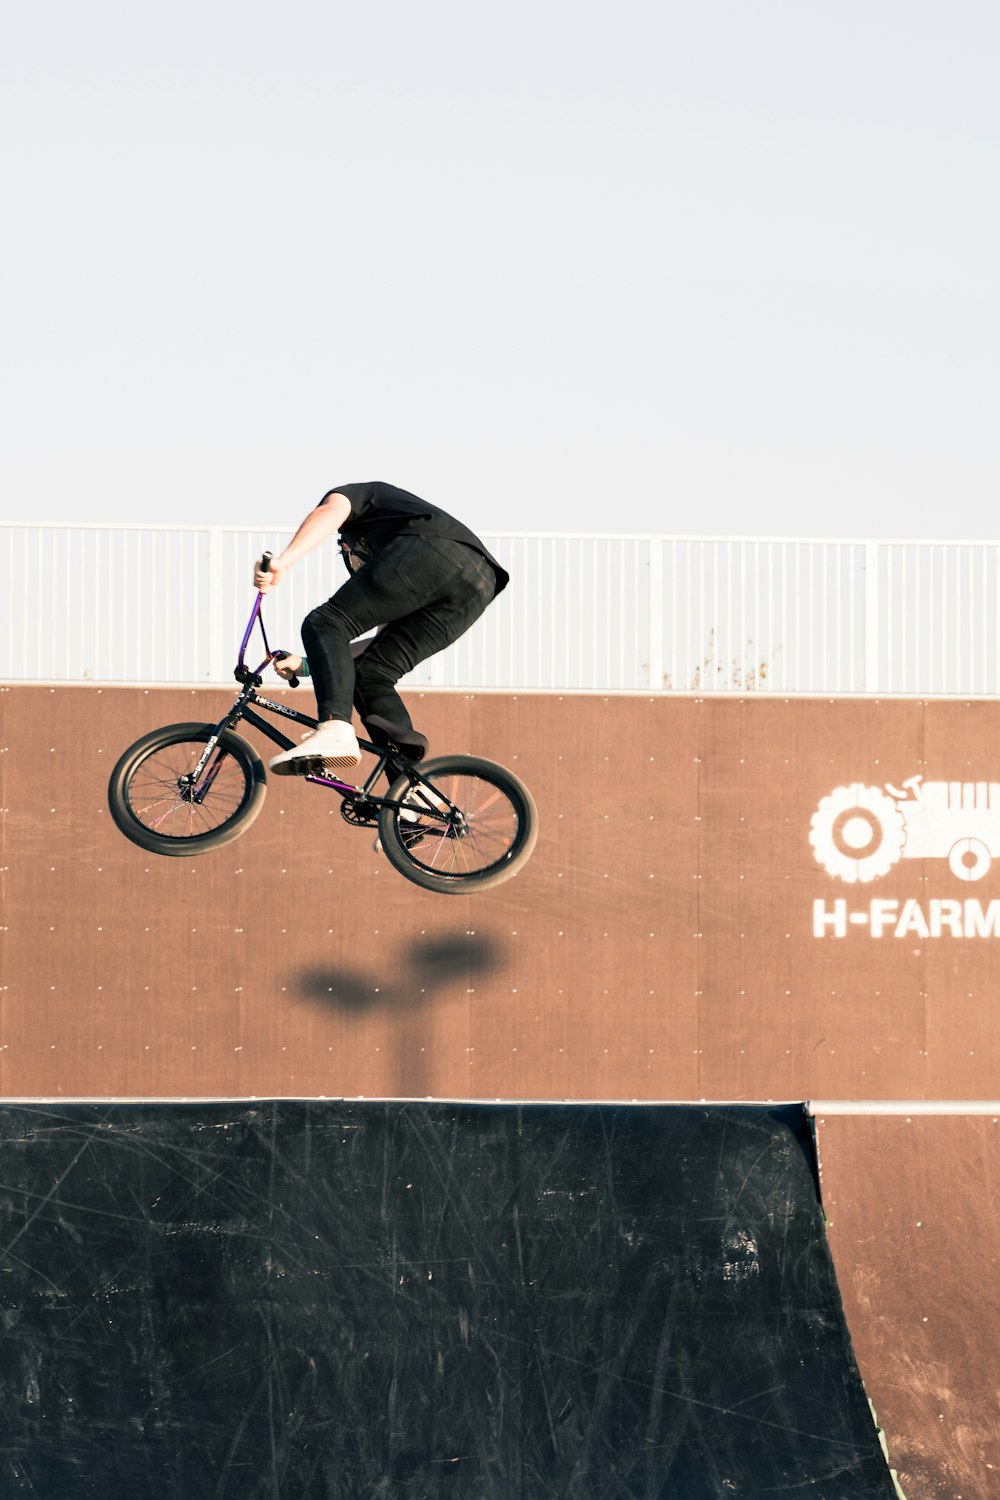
[4,686,1000,1100]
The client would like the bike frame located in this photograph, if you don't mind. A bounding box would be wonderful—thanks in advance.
[185,590,451,821]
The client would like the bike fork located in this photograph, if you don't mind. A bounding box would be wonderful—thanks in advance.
[181,691,256,791]
[181,734,234,797]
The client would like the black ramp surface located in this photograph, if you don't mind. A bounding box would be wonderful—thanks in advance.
[0,1101,896,1499]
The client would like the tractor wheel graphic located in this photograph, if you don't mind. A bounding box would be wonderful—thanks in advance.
[948,838,992,882]
[809,784,906,884]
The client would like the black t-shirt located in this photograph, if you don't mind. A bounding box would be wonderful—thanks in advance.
[320,481,509,593]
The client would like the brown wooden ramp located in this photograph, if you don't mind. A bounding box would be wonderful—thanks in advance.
[816,1107,1000,1500]
[5,683,1000,1495]
[6,685,1000,1101]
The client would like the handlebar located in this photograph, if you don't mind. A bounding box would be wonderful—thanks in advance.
[260,554,300,687]
[235,553,300,687]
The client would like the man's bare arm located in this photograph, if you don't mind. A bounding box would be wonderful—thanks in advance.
[253,492,352,590]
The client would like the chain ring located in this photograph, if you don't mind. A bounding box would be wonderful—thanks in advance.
[341,798,379,829]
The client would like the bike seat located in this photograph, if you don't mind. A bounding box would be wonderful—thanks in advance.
[362,714,429,761]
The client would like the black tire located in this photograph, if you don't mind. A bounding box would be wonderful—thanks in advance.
[107,722,266,856]
[378,755,538,894]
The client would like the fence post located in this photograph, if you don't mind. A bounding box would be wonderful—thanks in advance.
[648,536,663,690]
[207,527,224,682]
[864,541,880,693]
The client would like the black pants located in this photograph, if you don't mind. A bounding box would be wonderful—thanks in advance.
[301,534,497,731]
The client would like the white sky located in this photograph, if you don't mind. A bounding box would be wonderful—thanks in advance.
[3,1,999,540]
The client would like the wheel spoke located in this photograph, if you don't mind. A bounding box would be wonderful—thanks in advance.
[399,769,522,878]
[126,743,248,840]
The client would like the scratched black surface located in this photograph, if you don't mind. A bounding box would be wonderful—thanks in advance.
[0,1101,895,1499]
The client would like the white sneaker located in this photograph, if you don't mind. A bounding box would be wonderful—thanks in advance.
[269,720,362,776]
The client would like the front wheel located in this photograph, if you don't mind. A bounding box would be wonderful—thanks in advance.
[107,722,266,856]
[378,755,538,894]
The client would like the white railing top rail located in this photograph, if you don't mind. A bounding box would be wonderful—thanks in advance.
[8,520,1000,546]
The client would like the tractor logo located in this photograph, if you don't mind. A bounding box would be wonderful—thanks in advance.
[810,775,1000,884]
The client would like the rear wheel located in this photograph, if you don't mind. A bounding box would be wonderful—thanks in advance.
[107,722,266,856]
[378,755,538,894]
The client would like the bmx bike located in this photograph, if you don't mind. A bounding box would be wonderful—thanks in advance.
[106,560,538,895]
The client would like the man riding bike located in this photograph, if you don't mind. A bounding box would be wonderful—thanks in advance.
[253,481,508,776]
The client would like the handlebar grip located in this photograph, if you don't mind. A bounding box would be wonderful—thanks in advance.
[272,650,300,689]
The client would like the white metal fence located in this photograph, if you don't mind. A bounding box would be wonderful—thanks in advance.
[5,524,1000,695]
